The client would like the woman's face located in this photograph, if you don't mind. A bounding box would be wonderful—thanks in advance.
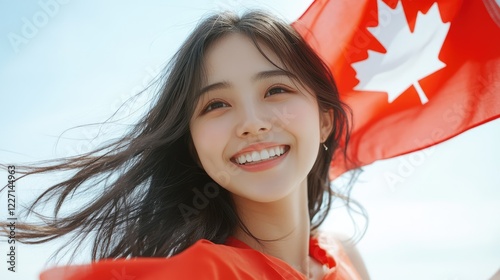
[189,33,333,203]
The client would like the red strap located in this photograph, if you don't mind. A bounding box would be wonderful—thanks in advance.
[309,237,336,269]
[225,236,337,269]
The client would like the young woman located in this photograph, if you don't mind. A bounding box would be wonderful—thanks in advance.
[3,10,368,279]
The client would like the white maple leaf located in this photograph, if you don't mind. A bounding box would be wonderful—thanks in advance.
[351,0,450,104]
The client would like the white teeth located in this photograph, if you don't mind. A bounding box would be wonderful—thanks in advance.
[245,154,252,163]
[234,145,287,165]
[269,148,276,157]
[260,149,270,160]
[251,151,261,162]
[238,155,246,163]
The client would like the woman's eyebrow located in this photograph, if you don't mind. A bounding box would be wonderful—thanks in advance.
[199,81,230,96]
[253,69,296,82]
[199,69,296,96]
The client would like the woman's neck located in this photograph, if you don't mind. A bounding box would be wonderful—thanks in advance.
[232,177,311,276]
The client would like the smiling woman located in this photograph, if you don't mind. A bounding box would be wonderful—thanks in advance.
[1,10,366,280]
[191,33,333,205]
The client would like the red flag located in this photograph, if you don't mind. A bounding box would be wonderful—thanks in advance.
[293,0,500,178]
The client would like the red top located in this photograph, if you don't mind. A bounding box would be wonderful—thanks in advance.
[40,235,360,279]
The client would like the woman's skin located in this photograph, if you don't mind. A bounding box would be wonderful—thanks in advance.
[190,33,334,279]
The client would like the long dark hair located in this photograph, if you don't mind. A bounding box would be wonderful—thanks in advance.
[1,10,353,261]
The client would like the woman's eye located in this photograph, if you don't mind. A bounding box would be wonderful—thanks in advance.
[265,87,288,97]
[203,101,229,113]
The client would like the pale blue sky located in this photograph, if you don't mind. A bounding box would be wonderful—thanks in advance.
[0,1,499,279]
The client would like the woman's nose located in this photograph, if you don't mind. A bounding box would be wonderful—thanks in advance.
[236,105,272,137]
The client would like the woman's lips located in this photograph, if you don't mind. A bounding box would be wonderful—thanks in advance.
[231,145,290,172]
[231,145,289,165]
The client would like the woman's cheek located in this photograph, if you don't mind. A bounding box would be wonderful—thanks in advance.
[277,99,318,131]
[194,118,232,159]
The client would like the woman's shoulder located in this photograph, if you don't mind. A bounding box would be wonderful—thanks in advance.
[40,239,304,280]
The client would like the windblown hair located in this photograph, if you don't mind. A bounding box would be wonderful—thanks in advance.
[1,10,354,261]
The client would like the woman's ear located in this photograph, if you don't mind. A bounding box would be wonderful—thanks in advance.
[319,109,334,142]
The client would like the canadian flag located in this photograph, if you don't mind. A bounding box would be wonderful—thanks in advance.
[293,0,500,177]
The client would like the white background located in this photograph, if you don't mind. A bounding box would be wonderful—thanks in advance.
[0,0,499,279]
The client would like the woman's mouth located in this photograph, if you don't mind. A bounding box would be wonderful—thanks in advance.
[232,145,290,165]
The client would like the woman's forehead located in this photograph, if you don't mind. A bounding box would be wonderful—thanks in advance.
[202,33,286,84]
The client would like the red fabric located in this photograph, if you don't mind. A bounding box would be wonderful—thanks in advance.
[309,237,337,269]
[39,237,344,280]
[292,0,500,177]
[225,236,337,269]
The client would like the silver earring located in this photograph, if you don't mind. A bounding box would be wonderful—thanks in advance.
[322,143,328,151]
